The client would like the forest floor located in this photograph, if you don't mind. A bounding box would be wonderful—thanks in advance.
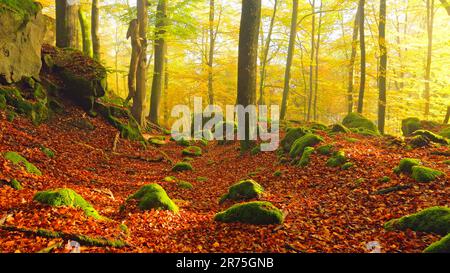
[0,101,448,253]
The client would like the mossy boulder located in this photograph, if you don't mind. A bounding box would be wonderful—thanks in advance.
[214,201,283,225]
[394,158,421,175]
[424,233,450,253]
[411,166,444,183]
[40,146,55,158]
[298,147,315,167]
[0,94,6,110]
[280,127,311,152]
[341,162,354,170]
[172,162,193,172]
[127,184,178,213]
[176,138,191,147]
[0,87,49,125]
[330,123,350,133]
[411,130,449,145]
[10,179,23,190]
[326,151,347,167]
[219,179,264,204]
[343,113,379,135]
[402,117,421,137]
[310,123,328,131]
[317,144,334,155]
[182,146,202,157]
[384,206,450,236]
[409,135,430,148]
[34,188,103,219]
[4,151,41,176]
[289,133,323,159]
[350,127,380,137]
[177,181,193,190]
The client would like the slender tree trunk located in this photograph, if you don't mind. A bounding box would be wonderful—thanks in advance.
[65,1,80,49]
[131,0,148,126]
[444,106,450,124]
[237,0,261,151]
[207,0,215,105]
[56,0,67,48]
[424,0,434,119]
[299,44,308,120]
[163,58,169,126]
[258,0,278,106]
[313,1,323,122]
[378,0,387,134]
[149,0,168,125]
[357,0,366,114]
[125,19,140,106]
[78,9,92,57]
[348,6,360,114]
[280,0,299,121]
[307,0,316,121]
[91,0,101,61]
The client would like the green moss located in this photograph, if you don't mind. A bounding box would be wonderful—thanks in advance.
[345,137,359,143]
[378,176,391,183]
[409,135,430,148]
[310,123,328,131]
[0,0,39,20]
[128,184,178,213]
[395,158,421,174]
[317,144,334,155]
[163,176,177,182]
[273,170,283,177]
[4,152,42,176]
[412,130,449,145]
[182,146,202,157]
[177,181,193,190]
[440,127,450,139]
[0,94,6,110]
[10,179,23,190]
[411,166,444,183]
[34,188,103,219]
[384,207,450,236]
[40,146,55,158]
[343,113,379,134]
[402,117,421,136]
[424,233,450,253]
[149,139,166,146]
[330,123,350,133]
[219,179,264,204]
[251,146,261,156]
[6,109,16,122]
[0,87,48,125]
[172,162,193,172]
[326,151,347,167]
[215,201,283,225]
[196,177,208,182]
[176,138,191,147]
[182,157,194,162]
[280,127,311,152]
[341,162,354,170]
[289,133,323,159]
[350,127,380,137]
[298,147,315,167]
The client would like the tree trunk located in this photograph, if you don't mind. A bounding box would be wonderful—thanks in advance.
[357,0,366,114]
[163,58,169,126]
[125,19,140,106]
[307,0,316,122]
[65,0,80,49]
[440,0,450,15]
[78,9,92,57]
[131,0,148,126]
[280,0,299,121]
[149,0,168,125]
[207,0,215,105]
[91,0,101,61]
[424,0,434,119]
[348,6,360,114]
[313,1,323,122]
[55,0,67,48]
[444,106,450,124]
[258,0,278,106]
[378,0,387,134]
[237,0,261,151]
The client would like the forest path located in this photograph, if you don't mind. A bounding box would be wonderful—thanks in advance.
[0,102,448,253]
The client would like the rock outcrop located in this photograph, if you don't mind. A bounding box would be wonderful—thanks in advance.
[0,1,45,83]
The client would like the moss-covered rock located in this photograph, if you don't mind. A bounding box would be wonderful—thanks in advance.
[341,162,354,170]
[409,135,430,148]
[440,127,450,139]
[0,94,6,110]
[298,147,315,167]
[163,176,177,183]
[219,179,264,204]
[127,184,178,213]
[289,133,323,159]
[40,146,55,158]
[10,179,23,190]
[310,123,328,131]
[343,113,379,134]
[182,146,202,157]
[378,176,391,183]
[317,144,334,155]
[394,158,421,175]
[412,130,449,145]
[34,188,103,219]
[3,151,41,176]
[177,181,193,190]
[176,138,191,147]
[350,127,380,137]
[345,137,359,143]
[384,206,450,236]
[0,87,48,125]
[326,151,347,167]
[411,166,444,183]
[0,0,39,20]
[424,233,450,253]
[172,162,193,172]
[280,127,311,152]
[402,117,421,137]
[214,201,283,225]
[330,123,350,133]
[273,170,283,177]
